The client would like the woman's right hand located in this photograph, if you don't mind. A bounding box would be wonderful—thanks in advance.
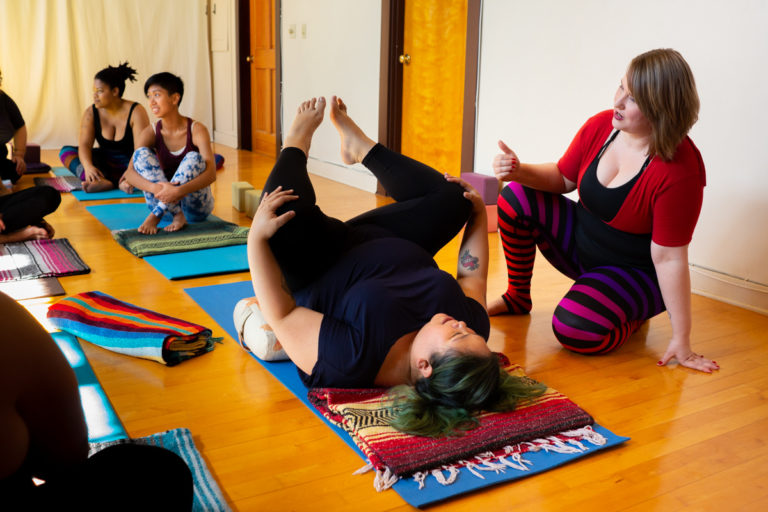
[493,140,519,182]
[250,186,298,241]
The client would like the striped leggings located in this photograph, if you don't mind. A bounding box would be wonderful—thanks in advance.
[497,182,665,354]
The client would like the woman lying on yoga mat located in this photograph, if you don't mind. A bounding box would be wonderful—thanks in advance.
[489,49,717,373]
[0,291,193,510]
[239,96,544,437]
[59,62,150,193]
[121,72,217,234]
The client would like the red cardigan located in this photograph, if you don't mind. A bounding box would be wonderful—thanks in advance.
[557,110,706,247]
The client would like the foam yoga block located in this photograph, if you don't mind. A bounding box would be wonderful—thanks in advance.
[460,172,499,205]
[486,204,498,232]
[232,181,254,212]
[25,143,41,163]
[244,189,263,218]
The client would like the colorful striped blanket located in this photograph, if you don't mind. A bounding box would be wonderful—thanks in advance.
[309,357,603,491]
[112,219,249,258]
[47,291,220,365]
[0,238,90,282]
[89,428,230,512]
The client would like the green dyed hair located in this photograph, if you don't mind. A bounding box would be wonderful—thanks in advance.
[388,351,546,438]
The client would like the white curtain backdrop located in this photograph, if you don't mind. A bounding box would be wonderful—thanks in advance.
[0,0,212,149]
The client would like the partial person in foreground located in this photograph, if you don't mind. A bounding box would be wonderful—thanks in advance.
[239,96,544,437]
[122,72,216,234]
[490,49,717,373]
[59,62,150,193]
[0,292,193,510]
[0,67,28,184]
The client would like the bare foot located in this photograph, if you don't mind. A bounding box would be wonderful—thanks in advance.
[0,225,50,243]
[82,178,115,193]
[40,220,55,238]
[328,95,376,165]
[138,213,162,234]
[164,212,187,232]
[282,97,326,157]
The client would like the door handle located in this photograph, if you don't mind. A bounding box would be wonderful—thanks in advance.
[398,54,411,65]
[246,55,254,63]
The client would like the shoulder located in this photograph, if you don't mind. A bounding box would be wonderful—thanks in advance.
[649,136,706,187]
[190,119,211,140]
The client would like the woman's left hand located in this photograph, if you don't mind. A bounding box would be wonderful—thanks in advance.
[658,338,720,373]
[154,182,184,203]
[250,186,298,241]
[444,173,486,216]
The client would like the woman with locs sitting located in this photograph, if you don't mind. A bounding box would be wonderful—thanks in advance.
[240,96,544,438]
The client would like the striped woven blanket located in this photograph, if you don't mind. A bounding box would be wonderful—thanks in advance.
[309,357,603,491]
[34,175,83,191]
[0,238,90,282]
[89,428,230,512]
[47,291,220,365]
[112,219,249,258]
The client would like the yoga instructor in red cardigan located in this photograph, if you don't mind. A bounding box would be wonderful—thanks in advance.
[237,96,544,437]
[489,49,718,373]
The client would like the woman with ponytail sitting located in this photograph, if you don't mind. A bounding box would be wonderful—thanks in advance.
[240,96,544,438]
[59,62,150,192]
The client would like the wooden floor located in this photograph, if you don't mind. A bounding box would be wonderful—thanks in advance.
[21,146,768,511]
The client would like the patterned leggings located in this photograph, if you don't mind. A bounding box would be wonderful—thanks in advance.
[497,182,665,354]
[132,147,214,222]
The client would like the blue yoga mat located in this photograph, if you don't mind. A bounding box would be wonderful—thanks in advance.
[52,331,128,443]
[87,203,249,280]
[52,167,143,200]
[72,188,144,201]
[184,280,629,508]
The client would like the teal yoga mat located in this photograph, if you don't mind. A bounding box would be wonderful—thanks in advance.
[52,331,128,443]
[87,203,248,279]
[52,167,143,200]
[184,280,630,508]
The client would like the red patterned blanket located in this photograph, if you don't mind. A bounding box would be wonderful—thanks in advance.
[309,358,603,490]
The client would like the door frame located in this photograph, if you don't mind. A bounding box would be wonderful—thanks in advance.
[378,0,481,173]
[238,0,282,153]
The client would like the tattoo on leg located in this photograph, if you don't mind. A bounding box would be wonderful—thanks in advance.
[460,249,480,271]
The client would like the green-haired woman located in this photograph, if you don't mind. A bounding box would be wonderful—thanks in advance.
[237,96,543,438]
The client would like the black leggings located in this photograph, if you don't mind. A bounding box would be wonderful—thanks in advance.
[0,186,61,233]
[264,144,471,292]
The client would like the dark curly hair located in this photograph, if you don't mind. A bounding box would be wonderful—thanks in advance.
[94,62,138,98]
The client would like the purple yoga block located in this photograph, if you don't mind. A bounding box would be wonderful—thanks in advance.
[460,172,498,205]
[25,143,41,163]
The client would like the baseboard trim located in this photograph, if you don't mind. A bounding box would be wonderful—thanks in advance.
[213,131,239,149]
[690,265,768,316]
[307,158,378,192]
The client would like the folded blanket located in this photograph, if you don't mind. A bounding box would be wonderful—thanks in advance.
[112,219,249,258]
[309,357,603,491]
[89,428,230,512]
[0,238,90,282]
[47,291,221,365]
[34,175,83,191]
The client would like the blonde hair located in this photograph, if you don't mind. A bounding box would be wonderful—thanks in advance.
[626,49,700,161]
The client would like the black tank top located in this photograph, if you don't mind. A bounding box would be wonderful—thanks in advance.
[575,130,655,271]
[93,102,138,155]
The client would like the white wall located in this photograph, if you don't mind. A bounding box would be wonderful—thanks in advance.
[475,0,768,310]
[0,0,213,150]
[210,0,240,148]
[280,0,381,192]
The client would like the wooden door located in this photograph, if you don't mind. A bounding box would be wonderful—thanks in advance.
[399,0,467,176]
[249,0,278,156]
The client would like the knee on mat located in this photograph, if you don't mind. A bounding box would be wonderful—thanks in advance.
[551,307,612,355]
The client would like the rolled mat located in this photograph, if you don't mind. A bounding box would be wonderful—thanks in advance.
[47,291,221,366]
